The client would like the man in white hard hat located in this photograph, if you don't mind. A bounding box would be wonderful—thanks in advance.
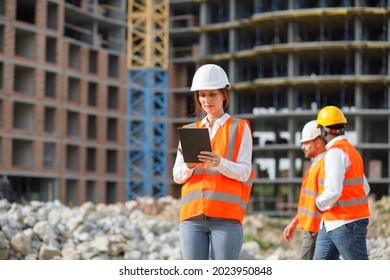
[283,120,325,259]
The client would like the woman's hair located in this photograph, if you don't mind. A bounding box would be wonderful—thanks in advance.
[193,86,230,115]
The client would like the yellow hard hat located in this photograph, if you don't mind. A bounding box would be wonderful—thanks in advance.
[317,106,347,127]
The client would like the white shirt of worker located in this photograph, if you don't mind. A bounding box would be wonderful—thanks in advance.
[315,135,370,231]
[173,113,252,184]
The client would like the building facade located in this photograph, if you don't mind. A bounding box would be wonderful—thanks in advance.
[0,0,128,205]
[168,0,390,215]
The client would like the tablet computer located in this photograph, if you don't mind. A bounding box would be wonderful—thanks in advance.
[177,127,212,163]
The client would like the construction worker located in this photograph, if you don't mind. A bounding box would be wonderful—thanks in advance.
[283,120,325,259]
[173,64,254,260]
[314,105,370,260]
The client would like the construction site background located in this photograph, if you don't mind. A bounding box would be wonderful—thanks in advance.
[0,1,390,217]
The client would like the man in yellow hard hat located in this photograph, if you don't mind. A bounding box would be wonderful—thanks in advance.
[313,105,370,260]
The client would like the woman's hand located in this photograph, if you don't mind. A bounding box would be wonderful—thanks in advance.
[198,151,220,167]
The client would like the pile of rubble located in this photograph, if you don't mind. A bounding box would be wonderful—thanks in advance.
[0,195,389,260]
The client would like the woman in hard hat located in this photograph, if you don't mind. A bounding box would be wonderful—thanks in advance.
[314,105,370,260]
[283,120,325,259]
[173,64,254,260]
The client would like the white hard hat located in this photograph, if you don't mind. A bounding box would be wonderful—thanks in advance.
[300,120,321,143]
[190,64,230,91]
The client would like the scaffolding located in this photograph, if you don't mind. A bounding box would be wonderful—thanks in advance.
[126,0,169,199]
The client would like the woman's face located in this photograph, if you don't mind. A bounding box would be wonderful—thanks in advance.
[198,90,225,115]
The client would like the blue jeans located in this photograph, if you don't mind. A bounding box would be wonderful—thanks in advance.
[179,215,243,260]
[313,218,369,260]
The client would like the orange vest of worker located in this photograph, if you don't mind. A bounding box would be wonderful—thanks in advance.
[318,139,370,220]
[297,155,324,232]
[179,117,255,224]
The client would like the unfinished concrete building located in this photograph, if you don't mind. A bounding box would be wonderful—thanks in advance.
[168,0,390,215]
[0,0,128,205]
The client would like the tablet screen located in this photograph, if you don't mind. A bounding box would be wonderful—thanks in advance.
[177,127,212,163]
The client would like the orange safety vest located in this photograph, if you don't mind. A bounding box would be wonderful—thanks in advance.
[297,155,324,232]
[179,117,255,224]
[318,139,370,221]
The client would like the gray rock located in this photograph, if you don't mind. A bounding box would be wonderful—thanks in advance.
[39,244,61,260]
[0,231,10,259]
[10,232,31,255]
[0,195,388,260]
[0,199,10,212]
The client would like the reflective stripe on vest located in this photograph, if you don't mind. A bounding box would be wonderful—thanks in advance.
[318,177,364,186]
[298,208,322,219]
[334,197,368,207]
[181,189,250,210]
[301,188,318,197]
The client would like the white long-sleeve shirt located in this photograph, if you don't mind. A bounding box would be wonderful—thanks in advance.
[173,113,253,184]
[316,135,370,231]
